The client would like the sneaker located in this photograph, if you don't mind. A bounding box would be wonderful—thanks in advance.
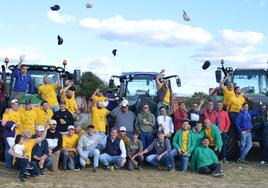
[238,158,248,164]
[17,177,25,183]
[39,170,45,176]
[104,165,110,171]
[92,167,97,172]
[213,173,225,178]
[24,171,31,176]
[74,168,80,171]
[223,158,229,164]
[26,163,34,170]
[260,161,267,165]
[168,168,175,172]
[85,158,91,165]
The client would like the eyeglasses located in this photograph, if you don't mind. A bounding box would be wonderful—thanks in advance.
[122,106,128,109]
[143,106,149,109]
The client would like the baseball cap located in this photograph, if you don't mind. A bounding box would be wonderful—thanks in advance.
[11,99,18,104]
[119,126,126,132]
[121,99,128,107]
[36,125,45,132]
[60,100,66,104]
[68,125,75,130]
[49,119,57,125]
[157,129,164,135]
[24,99,32,105]
[87,125,95,129]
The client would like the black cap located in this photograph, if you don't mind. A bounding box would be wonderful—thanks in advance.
[24,99,32,105]
[202,60,211,70]
[57,35,63,45]
[60,100,66,104]
[87,125,95,129]
[50,4,60,11]
[157,129,164,135]
[112,49,117,56]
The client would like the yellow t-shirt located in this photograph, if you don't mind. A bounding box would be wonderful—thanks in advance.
[34,107,53,126]
[76,130,85,138]
[160,84,171,105]
[92,95,107,107]
[2,109,23,135]
[64,97,78,114]
[229,95,245,113]
[19,108,37,135]
[181,130,189,153]
[223,86,235,105]
[91,107,110,133]
[205,128,215,146]
[60,88,75,100]
[23,139,37,161]
[38,84,58,106]
[62,134,79,156]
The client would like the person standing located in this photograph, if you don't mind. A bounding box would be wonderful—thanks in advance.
[135,104,156,148]
[203,101,217,125]
[157,106,174,139]
[173,102,189,132]
[219,76,235,111]
[188,99,204,128]
[258,108,268,165]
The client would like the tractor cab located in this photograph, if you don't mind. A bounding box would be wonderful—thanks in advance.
[109,72,181,115]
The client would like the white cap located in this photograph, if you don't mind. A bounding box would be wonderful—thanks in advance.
[68,125,75,130]
[49,119,57,125]
[121,99,128,107]
[36,125,45,132]
[119,126,126,132]
[11,99,18,104]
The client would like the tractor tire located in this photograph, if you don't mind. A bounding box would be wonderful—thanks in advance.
[0,136,5,162]
[226,125,240,160]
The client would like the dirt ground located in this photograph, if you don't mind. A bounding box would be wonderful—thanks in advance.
[0,160,268,188]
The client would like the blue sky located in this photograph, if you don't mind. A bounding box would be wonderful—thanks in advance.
[0,0,268,94]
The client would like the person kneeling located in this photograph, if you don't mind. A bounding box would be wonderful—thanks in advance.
[191,137,225,177]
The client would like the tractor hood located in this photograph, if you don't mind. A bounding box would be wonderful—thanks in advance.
[244,93,268,109]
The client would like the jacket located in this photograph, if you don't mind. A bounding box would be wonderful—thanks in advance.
[77,133,102,158]
[172,130,196,156]
[236,109,260,132]
[156,84,172,104]
[203,109,217,124]
[216,110,230,132]
[32,140,49,159]
[12,68,34,94]
[52,109,74,132]
[46,129,62,153]
[173,108,189,132]
[204,125,223,152]
[135,111,156,133]
[193,129,205,146]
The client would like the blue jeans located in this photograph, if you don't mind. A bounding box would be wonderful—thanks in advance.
[170,149,189,171]
[140,132,154,149]
[51,105,60,112]
[146,153,173,169]
[99,153,122,168]
[14,158,28,178]
[32,156,53,172]
[221,132,228,159]
[262,138,268,162]
[240,132,252,160]
[4,138,13,168]
[62,151,79,170]
[79,149,100,168]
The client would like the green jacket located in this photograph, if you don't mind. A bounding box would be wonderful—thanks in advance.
[205,125,223,152]
[172,130,196,156]
[191,145,219,172]
[193,130,205,147]
[135,112,156,133]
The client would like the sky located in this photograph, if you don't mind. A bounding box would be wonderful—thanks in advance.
[0,0,268,95]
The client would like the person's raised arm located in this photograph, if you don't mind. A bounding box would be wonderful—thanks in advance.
[219,76,229,88]
[56,73,61,89]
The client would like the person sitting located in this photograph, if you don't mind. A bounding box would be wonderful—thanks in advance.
[126,130,144,171]
[32,125,53,175]
[118,126,130,145]
[139,130,173,171]
[191,137,225,177]
[46,119,62,171]
[157,106,174,138]
[192,122,205,146]
[77,125,102,172]
[99,128,126,170]
[61,125,80,170]
[170,120,196,172]
[74,124,85,138]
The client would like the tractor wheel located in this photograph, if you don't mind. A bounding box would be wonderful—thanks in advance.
[226,125,240,160]
[0,137,5,162]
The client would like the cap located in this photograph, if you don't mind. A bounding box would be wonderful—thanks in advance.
[119,126,126,132]
[121,99,128,107]
[49,119,57,125]
[60,100,66,104]
[11,99,18,104]
[202,60,211,70]
[36,125,45,132]
[85,2,93,8]
[87,125,95,129]
[68,125,75,130]
[24,99,32,105]
[50,4,60,11]
[112,49,117,56]
[57,35,63,45]
[157,129,164,135]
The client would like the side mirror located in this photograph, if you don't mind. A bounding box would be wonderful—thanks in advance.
[109,78,114,87]
[73,69,81,84]
[215,70,222,83]
[176,77,181,87]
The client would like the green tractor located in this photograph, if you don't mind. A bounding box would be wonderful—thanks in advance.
[108,72,181,116]
[210,60,268,159]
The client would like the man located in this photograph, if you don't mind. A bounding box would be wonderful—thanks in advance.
[38,74,61,112]
[236,103,260,163]
[32,125,52,175]
[139,129,173,171]
[173,102,189,132]
[10,63,34,101]
[99,128,126,170]
[204,119,223,156]
[34,100,54,127]
[170,120,196,171]
[118,126,130,145]
[19,99,37,135]
[91,88,107,107]
[62,89,80,115]
[126,130,144,171]
[111,100,136,138]
[91,101,110,139]
[77,125,102,172]
[75,124,85,138]
[220,76,235,111]
[157,106,174,138]
[191,137,225,177]
[135,104,156,148]
[156,70,172,116]
[61,125,80,170]
[0,79,5,115]
[46,119,62,171]
[203,101,217,124]
[192,122,205,146]
[216,101,230,162]
[60,79,75,101]
[188,99,204,128]
[52,100,74,134]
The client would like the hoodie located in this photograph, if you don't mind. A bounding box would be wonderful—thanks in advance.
[236,109,260,132]
[77,133,102,158]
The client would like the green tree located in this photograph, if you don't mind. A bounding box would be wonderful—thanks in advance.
[186,92,209,109]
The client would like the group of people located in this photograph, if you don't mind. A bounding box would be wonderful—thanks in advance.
[1,65,268,183]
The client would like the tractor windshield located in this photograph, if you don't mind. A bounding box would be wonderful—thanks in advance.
[125,75,157,105]
[233,70,268,94]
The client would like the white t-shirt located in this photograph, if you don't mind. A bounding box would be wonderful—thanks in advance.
[14,144,24,156]
[157,115,174,135]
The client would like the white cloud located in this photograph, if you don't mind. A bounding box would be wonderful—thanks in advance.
[79,15,212,47]
[47,10,75,24]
